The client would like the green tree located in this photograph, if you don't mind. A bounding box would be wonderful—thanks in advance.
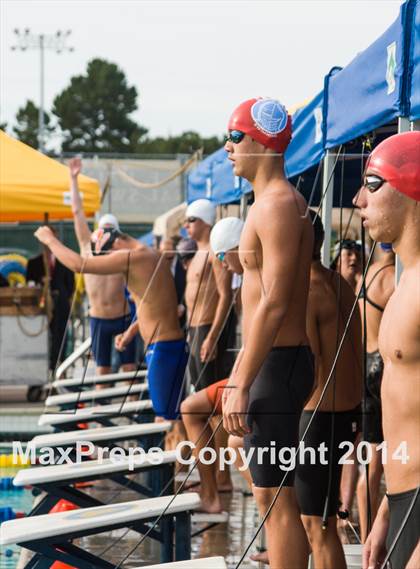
[13,100,53,149]
[53,58,147,153]
[136,131,224,155]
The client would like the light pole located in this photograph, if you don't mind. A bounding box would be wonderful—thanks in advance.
[11,29,74,153]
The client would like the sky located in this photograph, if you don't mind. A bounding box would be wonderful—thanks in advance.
[1,0,404,139]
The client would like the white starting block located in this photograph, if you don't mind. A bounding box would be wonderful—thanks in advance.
[138,557,227,569]
[55,337,91,379]
[344,544,363,569]
[53,369,147,390]
[0,493,201,566]
[13,450,178,514]
[45,382,148,407]
[31,422,171,449]
[39,399,153,430]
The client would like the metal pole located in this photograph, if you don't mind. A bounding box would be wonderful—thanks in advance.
[38,34,45,152]
[321,150,334,267]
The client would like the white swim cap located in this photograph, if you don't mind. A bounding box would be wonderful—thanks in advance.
[98,213,120,231]
[210,217,244,255]
[186,199,216,226]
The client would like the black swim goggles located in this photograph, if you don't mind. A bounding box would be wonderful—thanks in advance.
[91,228,121,256]
[363,174,387,193]
[226,130,246,144]
[340,239,362,252]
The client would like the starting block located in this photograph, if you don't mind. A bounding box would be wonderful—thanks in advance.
[52,369,147,392]
[45,382,148,408]
[0,493,201,566]
[39,399,154,430]
[13,450,178,515]
[138,557,227,568]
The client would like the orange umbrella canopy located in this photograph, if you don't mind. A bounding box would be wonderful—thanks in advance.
[0,130,100,222]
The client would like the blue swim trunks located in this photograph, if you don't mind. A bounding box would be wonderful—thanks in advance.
[145,339,189,420]
[90,314,136,367]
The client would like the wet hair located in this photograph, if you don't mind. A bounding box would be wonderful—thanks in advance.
[308,209,324,259]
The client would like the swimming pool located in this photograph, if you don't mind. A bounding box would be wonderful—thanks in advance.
[0,468,34,569]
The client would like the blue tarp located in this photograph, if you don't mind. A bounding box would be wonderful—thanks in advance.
[285,90,325,179]
[325,8,406,148]
[187,148,251,204]
[187,0,418,205]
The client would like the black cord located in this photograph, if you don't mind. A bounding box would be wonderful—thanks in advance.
[234,243,377,568]
[380,487,420,569]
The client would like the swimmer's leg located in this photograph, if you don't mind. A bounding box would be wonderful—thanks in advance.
[228,435,252,490]
[302,515,346,569]
[211,416,233,492]
[181,390,223,514]
[253,485,310,569]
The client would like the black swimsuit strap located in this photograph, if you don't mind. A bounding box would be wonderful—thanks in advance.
[362,263,394,313]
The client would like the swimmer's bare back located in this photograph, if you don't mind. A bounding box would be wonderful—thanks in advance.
[185,247,219,327]
[305,267,363,412]
[240,184,313,348]
[126,246,183,345]
[379,263,420,494]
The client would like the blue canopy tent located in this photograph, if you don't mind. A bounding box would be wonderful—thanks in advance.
[186,0,418,213]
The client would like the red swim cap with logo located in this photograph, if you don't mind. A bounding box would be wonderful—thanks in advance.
[366,131,420,202]
[228,98,292,153]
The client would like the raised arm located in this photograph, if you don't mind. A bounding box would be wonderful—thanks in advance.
[69,158,92,250]
[34,226,130,276]
[200,257,233,362]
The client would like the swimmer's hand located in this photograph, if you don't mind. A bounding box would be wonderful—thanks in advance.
[362,501,389,569]
[115,333,128,352]
[34,226,56,247]
[200,334,217,362]
[222,381,250,437]
[69,157,82,178]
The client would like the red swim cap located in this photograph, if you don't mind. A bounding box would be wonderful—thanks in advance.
[228,98,292,153]
[366,131,420,202]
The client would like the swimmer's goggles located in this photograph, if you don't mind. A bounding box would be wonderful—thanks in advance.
[363,174,387,193]
[339,239,362,252]
[216,251,226,262]
[226,130,246,144]
[90,227,121,255]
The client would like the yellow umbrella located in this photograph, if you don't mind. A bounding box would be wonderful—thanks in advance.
[0,130,100,222]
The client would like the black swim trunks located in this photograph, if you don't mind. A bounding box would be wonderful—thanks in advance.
[243,346,314,488]
[364,350,384,443]
[386,487,420,569]
[188,310,237,390]
[295,405,361,517]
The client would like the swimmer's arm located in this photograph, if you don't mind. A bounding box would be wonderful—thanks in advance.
[69,158,91,248]
[34,228,129,275]
[207,257,233,341]
[232,199,303,389]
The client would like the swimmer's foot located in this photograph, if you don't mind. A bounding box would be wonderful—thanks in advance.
[250,551,269,564]
[197,495,223,514]
[217,482,233,493]
[184,481,201,492]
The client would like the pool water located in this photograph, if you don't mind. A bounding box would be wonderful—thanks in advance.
[0,468,35,569]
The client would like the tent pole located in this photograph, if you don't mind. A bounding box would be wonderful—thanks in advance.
[321,150,334,268]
